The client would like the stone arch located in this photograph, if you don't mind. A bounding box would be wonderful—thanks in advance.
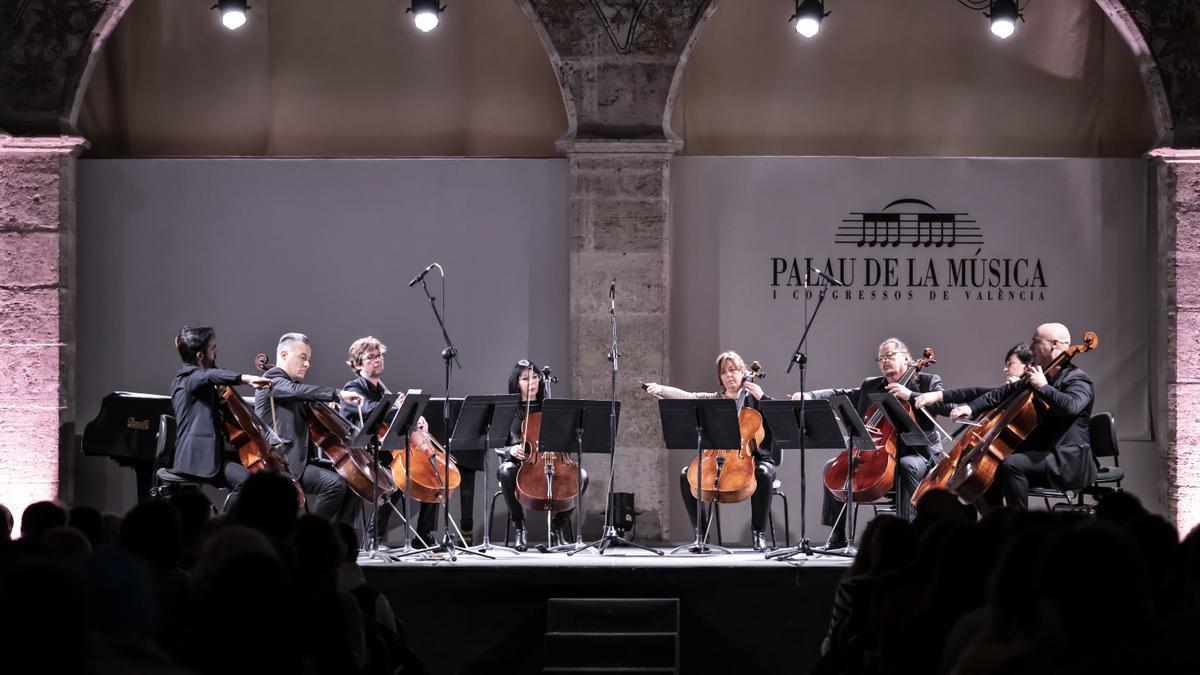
[64,0,136,132]
[1093,0,1173,145]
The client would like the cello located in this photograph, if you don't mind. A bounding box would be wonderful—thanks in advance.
[685,361,766,504]
[941,332,1099,504]
[823,347,937,503]
[514,365,580,513]
[218,385,306,508]
[387,418,461,504]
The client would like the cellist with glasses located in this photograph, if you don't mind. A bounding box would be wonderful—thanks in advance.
[642,350,778,552]
[792,338,943,549]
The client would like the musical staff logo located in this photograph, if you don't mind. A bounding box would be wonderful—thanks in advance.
[837,198,982,248]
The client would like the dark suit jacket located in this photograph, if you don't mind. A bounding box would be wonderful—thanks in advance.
[926,386,991,417]
[810,372,944,459]
[339,375,388,424]
[255,366,339,473]
[965,363,1096,490]
[170,365,243,479]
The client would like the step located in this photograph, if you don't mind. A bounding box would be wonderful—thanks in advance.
[547,598,679,633]
[544,632,677,669]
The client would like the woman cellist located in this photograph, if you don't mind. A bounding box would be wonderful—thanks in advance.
[642,350,777,551]
[496,359,588,551]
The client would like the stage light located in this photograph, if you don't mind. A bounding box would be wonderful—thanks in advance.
[791,0,828,38]
[213,0,249,30]
[988,0,1019,38]
[408,0,444,33]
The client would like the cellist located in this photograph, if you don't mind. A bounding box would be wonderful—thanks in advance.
[339,336,438,547]
[792,338,943,548]
[643,350,777,552]
[912,342,1033,414]
[945,323,1096,510]
[496,359,589,551]
[169,325,272,512]
[255,333,364,523]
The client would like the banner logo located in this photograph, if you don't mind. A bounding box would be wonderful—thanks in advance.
[770,196,1045,303]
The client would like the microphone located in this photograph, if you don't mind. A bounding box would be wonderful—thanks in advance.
[408,262,438,287]
[609,279,616,310]
[810,266,847,287]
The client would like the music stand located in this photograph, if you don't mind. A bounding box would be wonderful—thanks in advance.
[657,399,742,555]
[817,395,881,556]
[439,394,520,555]
[866,393,934,459]
[366,392,429,554]
[759,399,851,560]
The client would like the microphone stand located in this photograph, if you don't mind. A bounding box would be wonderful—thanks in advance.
[768,268,844,559]
[572,281,662,556]
[410,265,491,561]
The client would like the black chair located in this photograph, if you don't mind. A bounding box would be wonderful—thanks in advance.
[151,414,229,511]
[150,415,198,497]
[706,478,790,549]
[1030,412,1123,511]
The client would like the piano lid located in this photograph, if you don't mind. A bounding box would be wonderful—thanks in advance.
[81,391,172,462]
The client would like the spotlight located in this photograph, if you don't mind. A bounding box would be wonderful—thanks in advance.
[791,0,829,39]
[408,0,445,33]
[213,0,248,31]
[987,0,1020,39]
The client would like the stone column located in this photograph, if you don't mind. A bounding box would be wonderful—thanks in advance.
[560,137,682,541]
[1152,149,1200,536]
[0,134,85,527]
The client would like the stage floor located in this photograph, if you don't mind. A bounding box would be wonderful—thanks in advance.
[360,543,851,674]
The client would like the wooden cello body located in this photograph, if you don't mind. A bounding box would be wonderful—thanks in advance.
[218,386,306,508]
[389,422,461,504]
[686,361,766,504]
[514,409,580,513]
[308,401,398,506]
[824,348,937,504]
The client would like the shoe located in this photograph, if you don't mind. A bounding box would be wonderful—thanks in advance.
[514,525,528,552]
[551,529,566,548]
[416,531,435,549]
[752,530,768,552]
[460,530,474,546]
[825,532,848,551]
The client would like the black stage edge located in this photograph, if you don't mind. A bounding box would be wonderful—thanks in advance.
[363,552,845,674]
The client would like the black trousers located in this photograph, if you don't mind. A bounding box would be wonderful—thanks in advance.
[364,492,440,545]
[983,448,1053,510]
[299,463,353,523]
[497,459,589,531]
[678,459,777,534]
[820,453,930,535]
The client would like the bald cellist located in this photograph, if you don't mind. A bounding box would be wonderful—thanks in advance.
[169,325,272,512]
[945,323,1096,510]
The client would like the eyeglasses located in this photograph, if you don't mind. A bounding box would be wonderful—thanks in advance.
[875,350,908,362]
[516,359,532,368]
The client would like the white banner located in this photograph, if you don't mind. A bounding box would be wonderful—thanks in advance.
[673,157,1150,439]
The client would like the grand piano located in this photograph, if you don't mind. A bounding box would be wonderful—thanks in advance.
[81,391,172,502]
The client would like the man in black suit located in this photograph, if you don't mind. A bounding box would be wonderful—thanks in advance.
[340,336,438,547]
[255,332,364,522]
[794,338,944,547]
[170,325,272,511]
[948,323,1096,510]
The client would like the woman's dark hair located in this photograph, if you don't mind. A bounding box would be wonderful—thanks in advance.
[1005,342,1034,365]
[176,325,215,364]
[507,359,546,402]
